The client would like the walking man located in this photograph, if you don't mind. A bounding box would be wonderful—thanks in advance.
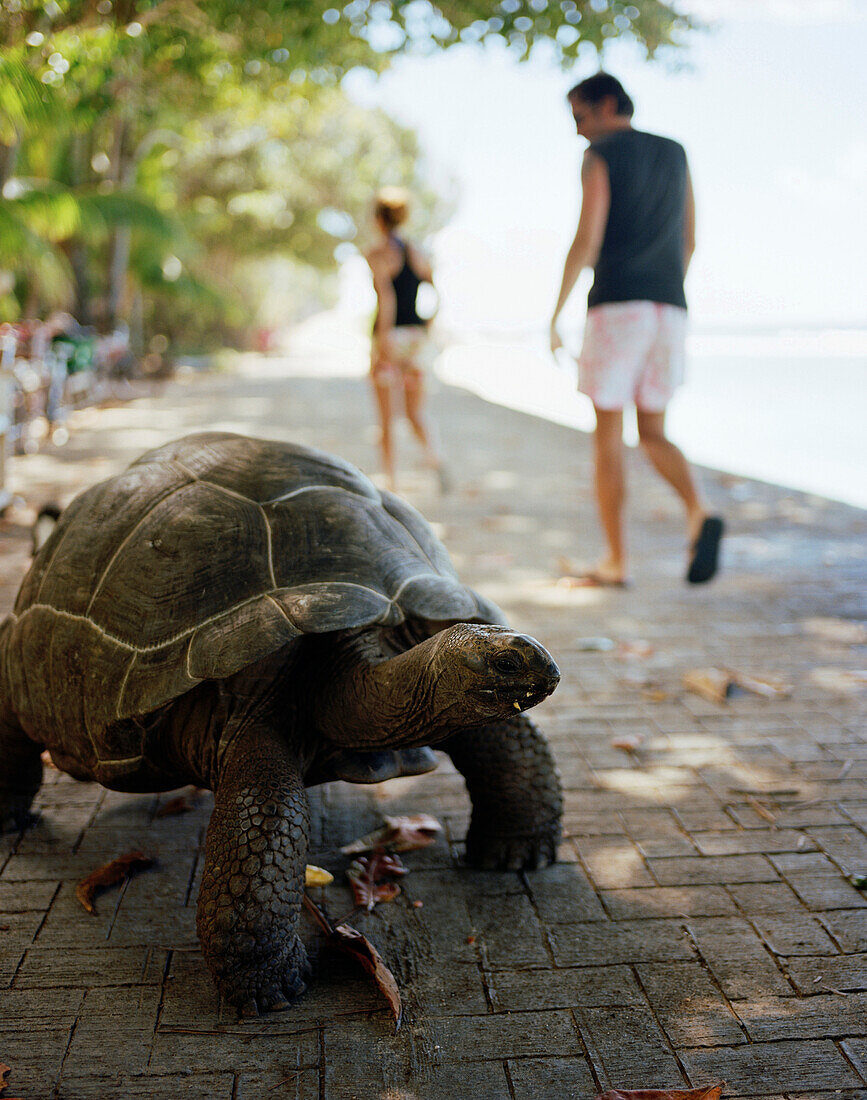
[550,72,723,586]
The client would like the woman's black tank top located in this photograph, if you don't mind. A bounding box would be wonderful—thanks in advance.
[390,237,425,327]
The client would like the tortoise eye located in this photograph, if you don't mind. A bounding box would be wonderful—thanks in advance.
[491,654,522,674]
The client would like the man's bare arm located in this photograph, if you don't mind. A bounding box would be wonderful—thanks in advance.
[550,150,610,351]
[683,163,696,275]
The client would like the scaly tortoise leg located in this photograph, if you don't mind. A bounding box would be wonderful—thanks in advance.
[197,724,311,1016]
[443,713,562,871]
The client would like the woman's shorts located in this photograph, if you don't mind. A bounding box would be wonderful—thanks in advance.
[374,325,437,379]
[578,301,687,412]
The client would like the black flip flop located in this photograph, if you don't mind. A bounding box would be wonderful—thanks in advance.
[686,516,724,584]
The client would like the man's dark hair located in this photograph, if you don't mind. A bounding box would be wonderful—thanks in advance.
[567,72,634,118]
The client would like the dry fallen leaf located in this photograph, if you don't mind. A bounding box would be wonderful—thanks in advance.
[76,851,155,914]
[595,1085,724,1100]
[801,617,867,645]
[642,688,671,702]
[341,814,442,855]
[617,640,654,660]
[683,668,733,704]
[303,894,402,1029]
[0,1061,23,1099]
[155,788,203,817]
[347,850,408,911]
[305,864,334,888]
[39,749,58,769]
[809,667,867,695]
[683,668,792,704]
[611,735,644,754]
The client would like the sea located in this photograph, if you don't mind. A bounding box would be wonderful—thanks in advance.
[285,313,867,511]
[434,326,867,511]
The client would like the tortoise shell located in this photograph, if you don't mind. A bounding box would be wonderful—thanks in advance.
[5,433,502,775]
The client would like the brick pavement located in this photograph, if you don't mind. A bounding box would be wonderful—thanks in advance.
[1,352,865,1099]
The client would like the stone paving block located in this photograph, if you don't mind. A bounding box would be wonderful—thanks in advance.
[575,837,655,889]
[14,946,167,988]
[405,961,489,1017]
[820,909,867,952]
[0,946,23,989]
[648,854,777,886]
[787,874,867,911]
[465,892,551,967]
[769,851,845,875]
[508,1055,597,1099]
[0,880,57,912]
[842,1038,867,1080]
[726,880,809,913]
[561,810,627,837]
[681,1038,864,1094]
[784,953,867,994]
[673,807,741,832]
[693,829,817,855]
[524,862,608,923]
[735,993,867,1041]
[752,913,840,956]
[149,1026,320,1074]
[685,917,794,999]
[64,986,162,1077]
[600,885,737,919]
[35,880,117,946]
[0,987,82,1031]
[429,1010,582,1061]
[550,919,694,967]
[579,1004,683,1088]
[491,964,643,1011]
[636,961,746,1047]
[55,1074,236,1099]
[0,1026,72,1097]
[236,1069,320,1099]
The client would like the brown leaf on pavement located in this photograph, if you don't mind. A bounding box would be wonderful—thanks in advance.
[809,667,867,695]
[595,1085,724,1100]
[617,640,654,660]
[347,850,408,911]
[611,735,644,754]
[302,894,402,1030]
[730,672,792,699]
[75,851,155,914]
[341,813,442,855]
[155,788,203,817]
[683,668,733,704]
[0,1062,23,1099]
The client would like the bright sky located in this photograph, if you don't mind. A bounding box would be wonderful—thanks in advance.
[342,1,867,331]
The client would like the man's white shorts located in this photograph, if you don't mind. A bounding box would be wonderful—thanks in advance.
[578,300,687,412]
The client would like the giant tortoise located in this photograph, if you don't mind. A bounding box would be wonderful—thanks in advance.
[0,432,562,1014]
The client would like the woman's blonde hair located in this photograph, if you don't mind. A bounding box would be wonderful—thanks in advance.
[374,186,410,230]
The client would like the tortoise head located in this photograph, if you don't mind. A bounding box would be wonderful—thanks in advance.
[427,624,561,729]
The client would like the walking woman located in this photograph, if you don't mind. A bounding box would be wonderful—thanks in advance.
[365,187,444,492]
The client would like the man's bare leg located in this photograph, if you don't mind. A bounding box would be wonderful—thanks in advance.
[591,407,628,583]
[636,409,705,540]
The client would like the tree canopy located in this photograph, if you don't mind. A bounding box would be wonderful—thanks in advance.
[0,0,695,347]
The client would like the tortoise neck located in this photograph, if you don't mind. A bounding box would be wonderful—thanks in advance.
[314,630,446,749]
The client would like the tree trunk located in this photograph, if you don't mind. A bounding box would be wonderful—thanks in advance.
[0,140,19,187]
[107,116,132,328]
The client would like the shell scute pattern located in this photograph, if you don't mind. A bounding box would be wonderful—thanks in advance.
[7,433,502,763]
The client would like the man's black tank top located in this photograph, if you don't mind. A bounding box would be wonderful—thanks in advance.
[587,129,688,311]
[391,236,425,326]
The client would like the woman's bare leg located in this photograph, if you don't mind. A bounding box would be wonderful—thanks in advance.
[370,369,397,492]
[402,368,441,472]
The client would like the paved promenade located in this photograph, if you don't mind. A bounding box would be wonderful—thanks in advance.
[1,348,866,1099]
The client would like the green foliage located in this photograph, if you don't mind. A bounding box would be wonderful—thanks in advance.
[0,0,695,341]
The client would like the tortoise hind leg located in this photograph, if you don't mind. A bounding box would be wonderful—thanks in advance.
[197,723,311,1016]
[0,711,43,833]
[442,714,562,871]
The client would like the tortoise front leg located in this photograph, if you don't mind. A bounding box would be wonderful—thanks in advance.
[0,712,43,833]
[197,724,311,1016]
[442,714,562,871]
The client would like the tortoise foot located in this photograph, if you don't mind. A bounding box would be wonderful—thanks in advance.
[465,826,558,872]
[220,935,312,1018]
